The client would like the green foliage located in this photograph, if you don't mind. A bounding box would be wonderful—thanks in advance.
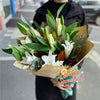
[25,43,50,51]
[52,31,57,39]
[17,23,28,35]
[37,36,49,46]
[16,39,22,46]
[57,3,66,18]
[61,15,64,25]
[33,20,43,35]
[44,27,49,38]
[21,15,32,33]
[2,48,12,54]
[65,22,78,34]
[2,45,30,61]
[16,46,26,57]
[61,28,66,42]
[54,41,64,52]
[47,10,55,20]
[66,33,70,41]
[70,30,79,41]
[20,46,31,55]
[21,15,36,41]
[46,14,56,32]
[8,45,22,61]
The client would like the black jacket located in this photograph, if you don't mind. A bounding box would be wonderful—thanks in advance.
[32,0,88,100]
[32,0,88,29]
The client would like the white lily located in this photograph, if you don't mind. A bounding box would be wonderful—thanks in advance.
[20,50,37,69]
[21,36,32,44]
[42,51,64,67]
[62,40,74,59]
[56,18,62,36]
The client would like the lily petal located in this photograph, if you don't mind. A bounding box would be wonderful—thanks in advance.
[42,51,64,67]
[62,40,74,59]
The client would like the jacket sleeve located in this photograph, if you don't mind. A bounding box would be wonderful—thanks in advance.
[32,12,46,29]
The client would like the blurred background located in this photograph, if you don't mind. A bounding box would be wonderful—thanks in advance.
[0,0,100,100]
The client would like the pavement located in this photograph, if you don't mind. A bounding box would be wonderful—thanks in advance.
[6,2,40,27]
[0,1,100,100]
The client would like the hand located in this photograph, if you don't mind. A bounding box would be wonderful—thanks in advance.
[50,78,74,90]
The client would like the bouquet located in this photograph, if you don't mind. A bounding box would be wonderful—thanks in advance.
[2,4,94,99]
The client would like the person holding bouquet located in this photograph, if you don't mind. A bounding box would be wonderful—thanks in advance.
[32,0,88,100]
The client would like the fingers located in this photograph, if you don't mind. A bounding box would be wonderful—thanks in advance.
[69,84,74,88]
[50,78,74,91]
[58,84,69,90]
[58,84,74,90]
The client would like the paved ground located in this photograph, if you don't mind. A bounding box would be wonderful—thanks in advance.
[6,2,40,27]
[0,1,100,100]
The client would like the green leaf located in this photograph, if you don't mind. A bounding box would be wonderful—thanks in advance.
[21,15,29,26]
[52,31,57,39]
[37,36,49,46]
[16,39,22,46]
[25,43,50,51]
[21,15,35,37]
[66,33,70,41]
[17,22,28,35]
[16,47,26,57]
[44,27,49,38]
[47,10,55,20]
[2,48,12,54]
[33,20,43,35]
[61,29,66,42]
[57,3,66,18]
[20,46,31,55]
[61,15,64,25]
[30,36,38,42]
[54,41,64,51]
[65,22,78,34]
[46,14,56,31]
[8,45,22,61]
[70,30,79,41]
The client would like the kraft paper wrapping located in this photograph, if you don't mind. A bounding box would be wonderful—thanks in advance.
[14,25,94,78]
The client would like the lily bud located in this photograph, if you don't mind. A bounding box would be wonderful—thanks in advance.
[44,27,55,52]
[56,18,62,36]
[44,27,49,39]
[49,34,55,52]
[32,27,41,36]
